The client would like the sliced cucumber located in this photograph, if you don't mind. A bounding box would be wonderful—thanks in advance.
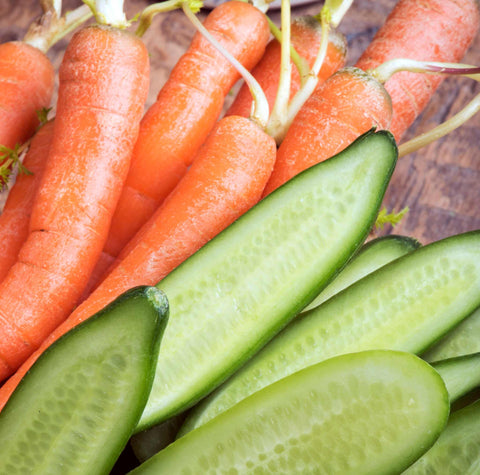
[303,234,420,312]
[403,397,480,474]
[180,230,480,435]
[0,286,168,475]
[137,130,397,431]
[432,352,480,403]
[130,350,449,474]
[423,306,480,362]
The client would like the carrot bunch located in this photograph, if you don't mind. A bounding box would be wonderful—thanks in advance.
[0,0,479,432]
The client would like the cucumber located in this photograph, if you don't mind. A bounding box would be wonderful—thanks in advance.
[137,129,397,431]
[303,234,420,312]
[0,286,168,475]
[432,352,480,403]
[403,398,480,474]
[130,350,449,474]
[422,306,480,362]
[180,231,480,436]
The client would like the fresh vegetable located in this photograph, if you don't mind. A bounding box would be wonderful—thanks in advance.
[130,350,449,474]
[0,120,54,281]
[432,352,480,403]
[0,129,397,427]
[86,0,271,290]
[422,306,480,362]
[303,234,421,312]
[179,230,480,435]
[355,0,480,141]
[0,285,169,475]
[262,67,392,195]
[0,9,150,381]
[403,397,480,474]
[226,15,347,119]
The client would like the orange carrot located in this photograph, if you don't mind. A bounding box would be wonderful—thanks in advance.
[262,67,393,196]
[0,121,54,281]
[0,24,150,381]
[226,16,347,119]
[100,1,270,268]
[0,41,54,184]
[355,0,480,142]
[0,114,276,409]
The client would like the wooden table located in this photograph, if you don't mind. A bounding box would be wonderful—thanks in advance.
[1,0,479,245]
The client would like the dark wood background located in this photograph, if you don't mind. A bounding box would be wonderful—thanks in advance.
[1,0,479,245]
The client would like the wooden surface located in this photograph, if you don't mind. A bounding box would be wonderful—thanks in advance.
[1,0,479,245]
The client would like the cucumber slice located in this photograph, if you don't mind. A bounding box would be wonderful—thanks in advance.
[130,350,449,474]
[432,352,480,403]
[423,306,480,362]
[0,286,168,475]
[404,398,480,474]
[180,230,480,436]
[138,130,397,431]
[303,234,421,312]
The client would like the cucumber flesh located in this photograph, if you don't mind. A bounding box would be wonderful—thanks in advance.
[137,130,397,431]
[432,352,480,403]
[303,234,420,312]
[423,306,480,362]
[180,230,480,435]
[403,398,480,474]
[0,286,168,475]
[130,350,449,475]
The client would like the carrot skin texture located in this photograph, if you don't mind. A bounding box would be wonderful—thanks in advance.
[0,42,54,152]
[0,121,54,281]
[0,115,276,410]
[262,67,392,196]
[102,1,270,260]
[355,0,480,141]
[226,16,347,118]
[0,25,150,379]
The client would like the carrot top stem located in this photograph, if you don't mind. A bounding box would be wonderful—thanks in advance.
[370,59,480,84]
[266,0,292,137]
[0,142,32,192]
[182,1,270,129]
[83,0,128,28]
[23,1,92,52]
[135,0,199,37]
[398,92,480,157]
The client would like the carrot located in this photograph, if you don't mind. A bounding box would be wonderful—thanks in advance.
[0,1,91,187]
[0,120,54,282]
[355,0,480,142]
[98,1,270,268]
[262,67,393,196]
[226,16,347,118]
[0,113,277,411]
[0,18,150,380]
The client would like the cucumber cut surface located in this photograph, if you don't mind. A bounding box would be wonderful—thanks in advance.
[303,234,420,312]
[404,398,480,474]
[181,230,480,435]
[138,130,397,430]
[0,286,169,475]
[131,350,449,474]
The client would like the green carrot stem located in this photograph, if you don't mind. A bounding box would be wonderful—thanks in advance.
[83,0,128,28]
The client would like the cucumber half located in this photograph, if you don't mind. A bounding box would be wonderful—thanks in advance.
[0,286,169,475]
[180,230,480,435]
[130,350,449,474]
[138,129,397,431]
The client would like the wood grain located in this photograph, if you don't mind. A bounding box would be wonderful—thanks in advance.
[1,0,479,245]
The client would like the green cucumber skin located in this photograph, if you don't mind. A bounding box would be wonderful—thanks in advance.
[432,352,480,403]
[423,306,480,362]
[137,130,397,431]
[303,234,421,312]
[180,230,480,436]
[404,398,480,474]
[130,350,449,475]
[0,286,169,475]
